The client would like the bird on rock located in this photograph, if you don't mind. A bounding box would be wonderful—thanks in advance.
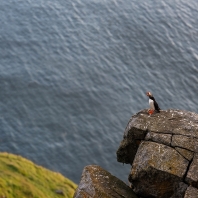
[146,92,160,115]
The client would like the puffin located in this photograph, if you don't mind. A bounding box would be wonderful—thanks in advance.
[146,92,160,115]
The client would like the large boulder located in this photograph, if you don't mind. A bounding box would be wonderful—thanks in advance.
[130,141,188,197]
[73,165,138,198]
[117,109,198,198]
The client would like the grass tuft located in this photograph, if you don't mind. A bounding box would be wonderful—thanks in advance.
[0,152,77,198]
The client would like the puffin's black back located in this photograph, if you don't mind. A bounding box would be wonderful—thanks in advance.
[150,96,160,112]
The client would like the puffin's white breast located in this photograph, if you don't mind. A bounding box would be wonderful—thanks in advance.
[149,99,155,110]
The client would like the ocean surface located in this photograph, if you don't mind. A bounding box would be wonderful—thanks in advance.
[0,0,198,183]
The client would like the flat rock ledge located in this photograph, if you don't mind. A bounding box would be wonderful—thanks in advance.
[117,109,198,198]
[73,165,138,198]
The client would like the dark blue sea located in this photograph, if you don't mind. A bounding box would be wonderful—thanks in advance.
[0,0,198,183]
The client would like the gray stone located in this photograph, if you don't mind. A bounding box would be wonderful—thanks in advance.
[55,189,64,195]
[171,135,198,152]
[184,186,198,198]
[145,132,172,146]
[175,147,194,161]
[129,141,189,198]
[73,165,138,198]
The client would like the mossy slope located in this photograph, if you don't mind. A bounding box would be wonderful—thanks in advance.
[0,152,77,198]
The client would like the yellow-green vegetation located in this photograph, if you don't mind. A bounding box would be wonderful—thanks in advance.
[0,152,77,198]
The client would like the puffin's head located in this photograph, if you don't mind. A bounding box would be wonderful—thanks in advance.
[146,92,153,97]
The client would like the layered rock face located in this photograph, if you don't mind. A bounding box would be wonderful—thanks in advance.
[117,109,198,198]
[73,165,138,198]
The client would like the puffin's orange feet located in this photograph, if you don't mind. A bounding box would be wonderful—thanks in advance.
[148,109,154,115]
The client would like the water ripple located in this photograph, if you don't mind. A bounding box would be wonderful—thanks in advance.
[0,0,198,183]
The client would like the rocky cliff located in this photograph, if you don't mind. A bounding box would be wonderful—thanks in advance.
[117,109,198,198]
[74,109,198,198]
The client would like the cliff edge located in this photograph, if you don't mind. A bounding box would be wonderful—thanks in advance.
[74,109,198,198]
[117,109,198,198]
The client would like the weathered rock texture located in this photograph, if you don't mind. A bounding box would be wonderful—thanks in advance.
[117,109,198,198]
[73,165,138,198]
[184,186,198,198]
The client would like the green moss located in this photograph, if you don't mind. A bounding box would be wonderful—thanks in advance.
[0,152,77,198]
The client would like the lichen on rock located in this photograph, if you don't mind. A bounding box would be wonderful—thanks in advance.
[73,165,138,198]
